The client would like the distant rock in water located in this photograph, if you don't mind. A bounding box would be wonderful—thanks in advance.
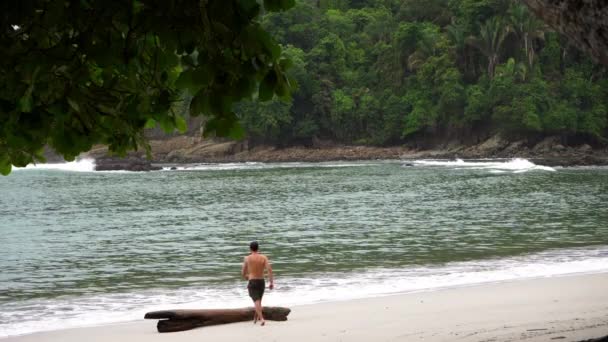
[94,157,161,172]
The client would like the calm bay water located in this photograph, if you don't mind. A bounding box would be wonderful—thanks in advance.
[1,159,608,337]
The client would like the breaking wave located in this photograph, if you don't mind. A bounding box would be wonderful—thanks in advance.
[409,158,556,173]
[12,159,96,172]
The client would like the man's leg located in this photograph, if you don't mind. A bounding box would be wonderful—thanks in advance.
[254,299,265,326]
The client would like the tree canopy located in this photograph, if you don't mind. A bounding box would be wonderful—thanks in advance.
[235,0,607,148]
[0,0,295,175]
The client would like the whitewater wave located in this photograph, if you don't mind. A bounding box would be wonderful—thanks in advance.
[12,159,96,172]
[1,246,607,338]
[409,158,556,173]
[9,158,555,174]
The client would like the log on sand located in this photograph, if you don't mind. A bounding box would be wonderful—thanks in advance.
[144,307,291,332]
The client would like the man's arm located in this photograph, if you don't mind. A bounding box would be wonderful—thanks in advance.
[266,257,274,289]
[241,257,248,280]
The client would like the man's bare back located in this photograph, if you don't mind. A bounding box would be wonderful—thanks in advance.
[243,253,271,280]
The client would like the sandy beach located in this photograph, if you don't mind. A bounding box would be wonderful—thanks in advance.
[4,272,608,342]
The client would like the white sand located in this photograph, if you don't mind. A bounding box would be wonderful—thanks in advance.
[4,273,608,342]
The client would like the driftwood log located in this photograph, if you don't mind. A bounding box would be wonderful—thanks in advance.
[144,307,291,333]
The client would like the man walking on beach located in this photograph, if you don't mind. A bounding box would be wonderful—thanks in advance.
[242,241,274,326]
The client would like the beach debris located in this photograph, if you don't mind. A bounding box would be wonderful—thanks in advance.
[144,307,291,332]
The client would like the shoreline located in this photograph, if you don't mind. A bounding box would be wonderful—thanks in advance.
[89,149,608,172]
[4,272,608,342]
[83,134,608,171]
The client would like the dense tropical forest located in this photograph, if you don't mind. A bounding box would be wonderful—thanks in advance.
[235,0,608,147]
[2,0,607,174]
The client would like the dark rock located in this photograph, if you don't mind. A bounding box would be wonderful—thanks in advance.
[502,140,528,155]
[533,136,561,153]
[166,150,185,163]
[579,144,592,152]
[94,157,162,172]
[531,155,608,167]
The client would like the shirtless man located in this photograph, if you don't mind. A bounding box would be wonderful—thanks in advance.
[241,241,274,326]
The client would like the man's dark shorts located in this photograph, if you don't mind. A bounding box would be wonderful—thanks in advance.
[248,279,265,301]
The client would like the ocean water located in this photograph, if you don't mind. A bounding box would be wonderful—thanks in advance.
[1,159,608,337]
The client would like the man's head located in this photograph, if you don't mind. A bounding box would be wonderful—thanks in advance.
[249,241,259,252]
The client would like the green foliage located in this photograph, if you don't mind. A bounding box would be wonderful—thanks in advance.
[462,83,489,127]
[469,17,510,78]
[232,0,607,147]
[236,98,293,143]
[398,0,450,24]
[403,96,437,137]
[0,0,295,173]
[557,70,608,137]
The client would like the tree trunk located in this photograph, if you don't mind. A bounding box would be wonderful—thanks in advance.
[488,56,497,79]
[144,307,291,333]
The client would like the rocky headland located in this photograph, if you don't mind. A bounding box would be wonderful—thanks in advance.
[81,133,608,171]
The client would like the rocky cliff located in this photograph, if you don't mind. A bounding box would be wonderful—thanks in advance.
[523,0,608,65]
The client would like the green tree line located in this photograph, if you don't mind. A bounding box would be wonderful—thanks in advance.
[235,0,608,147]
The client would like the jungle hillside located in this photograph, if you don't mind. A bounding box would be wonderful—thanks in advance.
[235,0,608,149]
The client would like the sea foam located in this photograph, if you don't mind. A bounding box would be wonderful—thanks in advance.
[410,158,556,173]
[12,159,96,172]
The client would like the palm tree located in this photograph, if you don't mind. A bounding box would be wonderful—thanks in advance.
[468,18,510,79]
[446,22,468,74]
[508,5,545,69]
